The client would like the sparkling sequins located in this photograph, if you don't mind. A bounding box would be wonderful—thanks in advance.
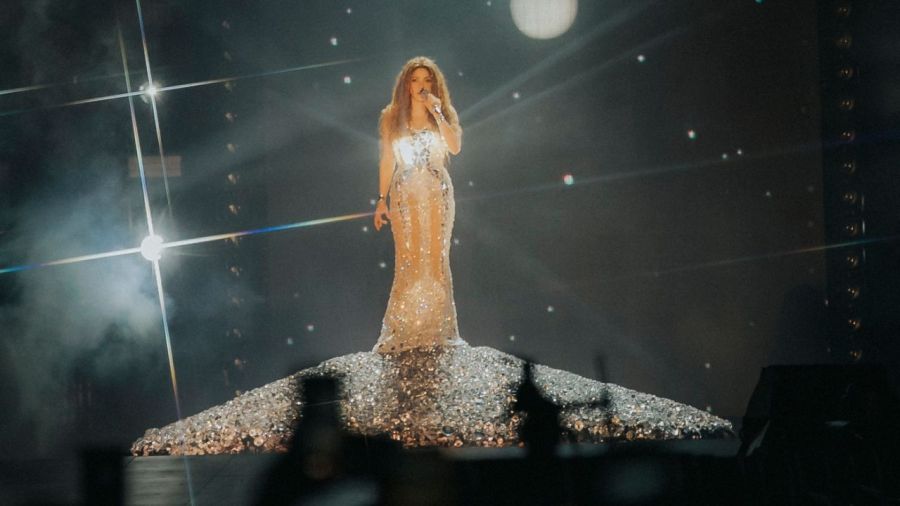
[375,129,463,352]
[131,345,734,456]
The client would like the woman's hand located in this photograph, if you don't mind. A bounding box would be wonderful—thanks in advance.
[374,199,390,231]
[426,93,442,116]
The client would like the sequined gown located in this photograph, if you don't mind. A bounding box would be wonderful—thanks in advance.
[374,127,467,353]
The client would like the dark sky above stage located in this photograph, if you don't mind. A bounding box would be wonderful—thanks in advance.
[0,0,827,455]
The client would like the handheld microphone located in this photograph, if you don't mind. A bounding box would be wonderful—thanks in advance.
[420,89,442,115]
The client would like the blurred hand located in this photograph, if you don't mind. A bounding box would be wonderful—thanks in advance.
[374,199,390,231]
[425,93,442,114]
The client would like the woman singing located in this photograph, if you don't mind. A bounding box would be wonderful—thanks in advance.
[372,56,467,353]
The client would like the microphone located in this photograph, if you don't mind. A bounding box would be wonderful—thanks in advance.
[420,89,442,115]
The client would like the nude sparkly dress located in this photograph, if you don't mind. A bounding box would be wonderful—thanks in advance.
[373,127,467,353]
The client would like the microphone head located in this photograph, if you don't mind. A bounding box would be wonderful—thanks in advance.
[419,88,428,96]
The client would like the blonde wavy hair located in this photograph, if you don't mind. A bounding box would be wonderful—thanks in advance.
[379,56,461,143]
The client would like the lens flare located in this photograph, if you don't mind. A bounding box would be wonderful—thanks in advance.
[140,235,165,261]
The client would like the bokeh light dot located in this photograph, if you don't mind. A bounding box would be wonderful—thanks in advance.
[379,261,387,269]
[512,91,521,100]
[361,225,369,232]
[547,305,555,313]
[563,173,574,185]
[286,337,294,346]
[687,129,697,140]
[509,335,516,342]
[721,153,729,160]
[330,36,338,46]
[637,54,646,63]
[306,324,315,332]
[343,76,352,84]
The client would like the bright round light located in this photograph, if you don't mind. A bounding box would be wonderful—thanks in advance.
[563,173,574,185]
[510,0,578,40]
[139,82,161,104]
[140,235,165,261]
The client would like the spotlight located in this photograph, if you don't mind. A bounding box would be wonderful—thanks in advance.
[837,66,856,80]
[510,0,578,39]
[841,220,863,237]
[562,173,574,185]
[840,159,857,175]
[836,34,853,49]
[841,190,859,205]
[139,82,161,104]
[847,318,861,331]
[636,54,646,63]
[343,76,352,84]
[140,235,165,261]
[835,3,852,17]
[687,129,697,140]
[839,130,856,142]
[838,97,856,111]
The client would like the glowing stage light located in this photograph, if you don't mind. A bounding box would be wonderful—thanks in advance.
[510,0,578,40]
[563,173,574,185]
[139,82,160,104]
[343,76,352,84]
[140,235,165,261]
[637,54,646,62]
[687,129,697,140]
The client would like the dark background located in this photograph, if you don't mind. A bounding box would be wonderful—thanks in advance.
[0,0,843,457]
